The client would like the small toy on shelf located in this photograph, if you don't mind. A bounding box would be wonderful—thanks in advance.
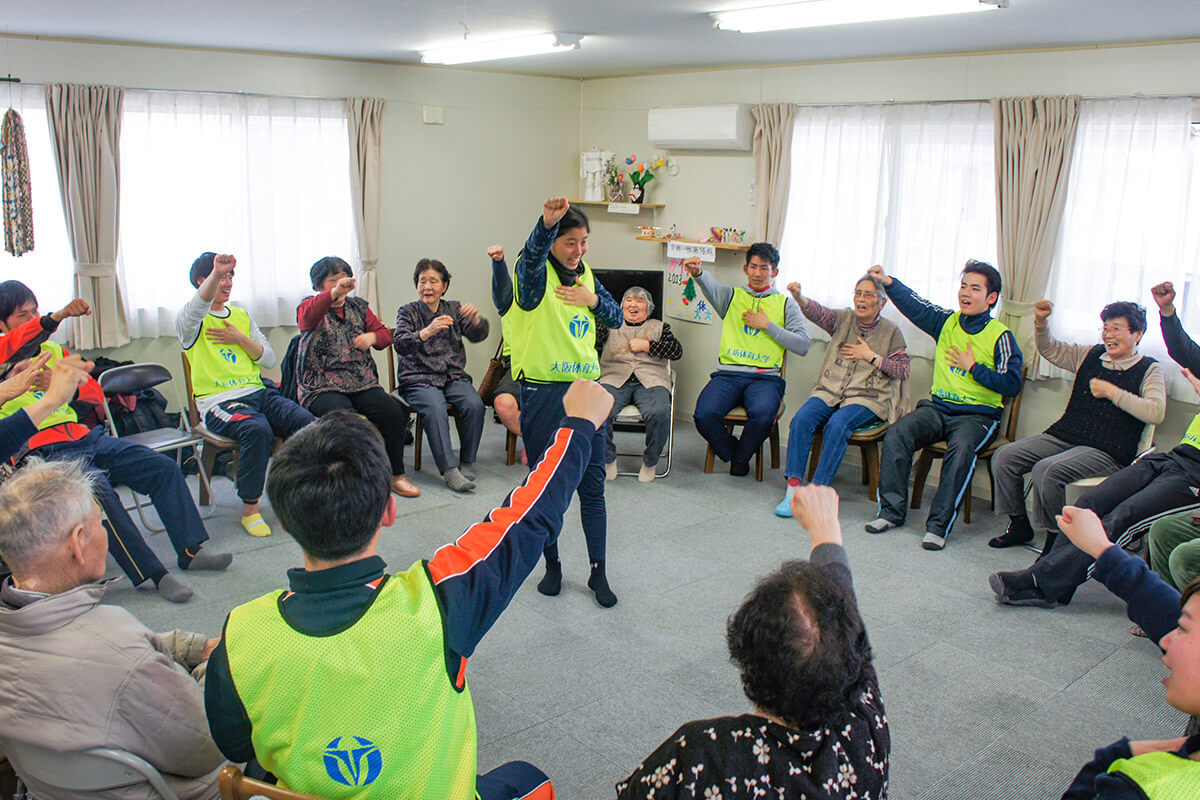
[665,224,683,240]
[636,225,662,238]
[705,226,746,245]
[628,158,664,204]
[604,157,624,202]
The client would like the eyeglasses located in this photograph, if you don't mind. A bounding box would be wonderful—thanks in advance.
[1102,325,1131,335]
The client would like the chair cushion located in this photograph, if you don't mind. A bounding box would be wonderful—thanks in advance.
[724,401,786,423]
[194,422,238,448]
[615,404,643,423]
[120,428,204,452]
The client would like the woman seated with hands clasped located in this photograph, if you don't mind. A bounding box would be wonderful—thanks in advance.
[297,256,420,498]
[394,258,490,492]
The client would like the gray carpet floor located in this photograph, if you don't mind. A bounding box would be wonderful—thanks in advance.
[110,424,1186,799]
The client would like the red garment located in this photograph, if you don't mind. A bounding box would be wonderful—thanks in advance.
[0,315,104,449]
[297,290,392,348]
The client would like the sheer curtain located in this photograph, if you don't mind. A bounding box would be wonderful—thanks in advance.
[778,102,996,357]
[0,84,75,316]
[118,90,356,337]
[1046,98,1197,393]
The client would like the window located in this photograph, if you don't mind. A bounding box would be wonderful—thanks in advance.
[118,90,356,338]
[1047,98,1199,392]
[0,83,75,317]
[778,102,996,357]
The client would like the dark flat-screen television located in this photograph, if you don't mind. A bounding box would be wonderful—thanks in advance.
[592,268,665,321]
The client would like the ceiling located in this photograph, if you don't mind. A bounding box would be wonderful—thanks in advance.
[2,0,1199,79]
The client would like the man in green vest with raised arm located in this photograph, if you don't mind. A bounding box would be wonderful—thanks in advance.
[687,245,810,477]
[865,261,1023,551]
[205,379,614,800]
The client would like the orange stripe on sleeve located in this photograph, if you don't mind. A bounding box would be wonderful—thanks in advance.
[517,779,555,800]
[427,426,575,584]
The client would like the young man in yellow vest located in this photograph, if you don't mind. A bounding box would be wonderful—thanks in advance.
[205,380,614,800]
[176,253,314,538]
[865,261,1023,550]
[507,198,623,607]
[1053,506,1200,798]
[992,281,1200,607]
[687,245,811,476]
[0,281,229,603]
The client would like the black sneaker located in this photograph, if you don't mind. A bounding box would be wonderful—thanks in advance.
[988,570,1056,608]
[730,460,750,477]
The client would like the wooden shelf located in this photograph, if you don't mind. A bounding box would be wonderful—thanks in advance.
[571,200,665,209]
[635,235,749,251]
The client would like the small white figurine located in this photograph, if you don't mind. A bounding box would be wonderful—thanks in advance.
[580,147,613,202]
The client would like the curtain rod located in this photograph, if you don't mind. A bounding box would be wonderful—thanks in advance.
[789,93,1200,109]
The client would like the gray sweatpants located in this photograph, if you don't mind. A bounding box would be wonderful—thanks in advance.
[991,433,1120,531]
[603,378,672,467]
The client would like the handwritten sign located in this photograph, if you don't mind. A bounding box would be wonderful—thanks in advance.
[665,257,714,325]
[666,241,716,261]
[607,202,640,215]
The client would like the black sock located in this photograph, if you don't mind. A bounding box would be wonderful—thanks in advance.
[989,514,1034,548]
[537,558,562,596]
[587,560,618,608]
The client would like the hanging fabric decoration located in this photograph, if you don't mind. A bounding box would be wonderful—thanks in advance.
[1,108,35,257]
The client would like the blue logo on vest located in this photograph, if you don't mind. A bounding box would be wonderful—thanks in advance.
[323,736,382,787]
[742,325,760,337]
[219,347,238,364]
[569,314,590,339]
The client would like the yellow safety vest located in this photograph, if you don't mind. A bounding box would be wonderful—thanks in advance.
[508,260,601,382]
[0,341,79,430]
[183,306,264,398]
[930,313,1008,409]
[719,289,787,369]
[224,564,478,799]
[1107,750,1200,799]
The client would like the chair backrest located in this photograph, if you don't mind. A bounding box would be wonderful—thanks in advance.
[219,765,325,800]
[98,363,180,439]
[180,353,202,428]
[3,739,181,799]
[999,367,1029,442]
[1138,422,1156,456]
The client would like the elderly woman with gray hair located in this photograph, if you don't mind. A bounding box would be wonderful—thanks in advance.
[596,286,683,483]
[776,273,909,516]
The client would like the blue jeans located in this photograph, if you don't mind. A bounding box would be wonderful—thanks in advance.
[204,386,314,503]
[693,371,786,465]
[784,397,880,484]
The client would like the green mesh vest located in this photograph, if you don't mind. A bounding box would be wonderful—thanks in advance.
[1180,411,1200,453]
[183,305,264,398]
[719,289,787,369]
[930,313,1008,409]
[224,563,478,799]
[508,260,600,382]
[1107,750,1200,799]
[0,341,79,429]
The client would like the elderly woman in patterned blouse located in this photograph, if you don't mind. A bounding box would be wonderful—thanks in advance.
[296,256,419,498]
[394,258,490,493]
[617,485,889,800]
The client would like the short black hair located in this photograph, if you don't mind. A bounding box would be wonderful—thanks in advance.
[413,258,451,289]
[556,207,590,237]
[1100,301,1147,335]
[962,259,1002,307]
[189,252,217,288]
[0,280,37,325]
[311,256,353,291]
[746,242,780,270]
[266,411,390,561]
[727,560,872,729]
[1182,575,1200,609]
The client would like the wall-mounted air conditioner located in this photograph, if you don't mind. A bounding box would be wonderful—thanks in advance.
[647,104,754,151]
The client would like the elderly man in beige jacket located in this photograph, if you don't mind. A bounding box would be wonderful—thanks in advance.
[0,459,224,800]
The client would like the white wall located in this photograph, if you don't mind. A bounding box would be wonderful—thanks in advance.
[580,42,1200,463]
[0,36,581,390]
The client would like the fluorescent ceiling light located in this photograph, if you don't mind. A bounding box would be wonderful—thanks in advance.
[420,33,583,65]
[712,0,1006,33]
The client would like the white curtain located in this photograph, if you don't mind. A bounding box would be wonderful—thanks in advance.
[0,84,74,316]
[752,103,797,244]
[778,102,996,358]
[117,90,357,337]
[1046,97,1198,395]
[346,97,385,313]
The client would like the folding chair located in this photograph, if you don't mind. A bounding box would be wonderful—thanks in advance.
[910,369,1026,524]
[219,764,326,800]
[4,738,181,800]
[98,362,215,528]
[611,369,676,478]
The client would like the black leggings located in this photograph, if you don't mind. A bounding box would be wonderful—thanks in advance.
[307,386,409,476]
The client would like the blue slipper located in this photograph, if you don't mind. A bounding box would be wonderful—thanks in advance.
[774,497,792,518]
